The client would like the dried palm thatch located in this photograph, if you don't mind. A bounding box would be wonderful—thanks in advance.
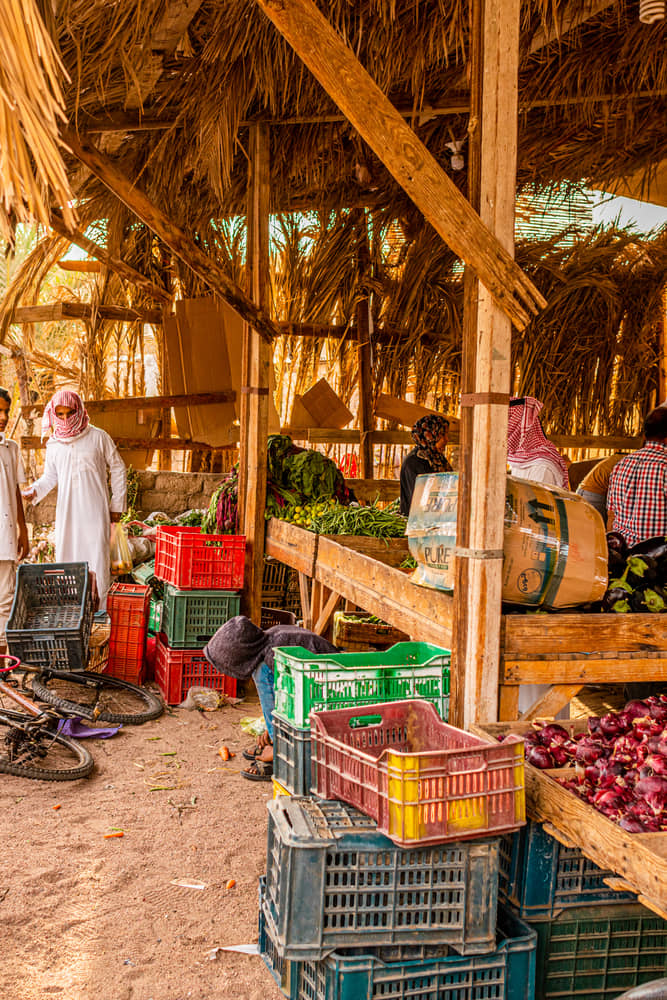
[0,0,75,242]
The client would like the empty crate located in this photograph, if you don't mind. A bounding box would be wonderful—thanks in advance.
[265,795,501,959]
[106,581,151,684]
[160,584,241,648]
[154,633,238,704]
[273,642,450,729]
[7,562,93,671]
[311,699,526,848]
[154,527,245,590]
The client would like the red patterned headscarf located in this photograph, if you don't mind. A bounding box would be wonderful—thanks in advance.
[411,415,452,472]
[507,396,569,488]
[42,389,89,441]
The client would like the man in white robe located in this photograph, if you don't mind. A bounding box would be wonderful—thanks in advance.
[24,390,126,610]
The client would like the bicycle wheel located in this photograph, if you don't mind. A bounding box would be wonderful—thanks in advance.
[31,670,164,725]
[0,709,94,780]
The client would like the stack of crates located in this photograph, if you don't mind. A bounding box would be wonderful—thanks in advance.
[131,560,163,636]
[151,526,246,704]
[106,581,151,684]
[500,820,667,999]
[271,642,451,796]
[260,636,538,1000]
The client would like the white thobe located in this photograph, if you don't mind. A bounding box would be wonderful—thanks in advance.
[32,426,127,609]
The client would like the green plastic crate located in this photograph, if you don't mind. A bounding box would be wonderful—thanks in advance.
[131,559,164,599]
[148,598,163,636]
[161,583,241,648]
[273,641,450,729]
[533,903,667,999]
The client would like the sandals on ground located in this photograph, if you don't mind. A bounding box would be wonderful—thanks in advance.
[242,740,272,761]
[241,759,273,782]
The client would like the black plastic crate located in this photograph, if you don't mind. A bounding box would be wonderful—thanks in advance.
[273,713,312,796]
[7,563,93,671]
[499,821,636,919]
[261,607,297,630]
[258,875,292,996]
[265,795,501,960]
[533,903,667,1000]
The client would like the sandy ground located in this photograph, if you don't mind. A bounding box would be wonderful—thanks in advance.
[0,689,284,1000]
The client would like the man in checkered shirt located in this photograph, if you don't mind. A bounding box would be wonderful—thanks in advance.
[607,407,667,546]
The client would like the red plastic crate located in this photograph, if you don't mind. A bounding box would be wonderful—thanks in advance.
[310,699,526,847]
[154,633,238,705]
[106,582,151,684]
[154,527,245,590]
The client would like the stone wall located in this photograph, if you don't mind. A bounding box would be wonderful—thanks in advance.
[27,471,224,525]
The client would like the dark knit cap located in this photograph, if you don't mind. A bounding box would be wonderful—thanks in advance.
[203,615,338,680]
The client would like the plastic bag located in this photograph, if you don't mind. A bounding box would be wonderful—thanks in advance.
[239,715,267,737]
[180,686,225,710]
[110,522,133,576]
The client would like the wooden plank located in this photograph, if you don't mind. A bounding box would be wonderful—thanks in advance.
[12,302,162,325]
[375,394,460,437]
[551,434,641,450]
[256,0,546,332]
[503,613,667,658]
[498,685,520,722]
[264,518,319,577]
[355,213,374,479]
[471,721,667,915]
[520,684,584,720]
[242,123,272,623]
[22,391,235,420]
[298,378,353,428]
[298,571,312,629]
[314,589,342,636]
[323,535,409,568]
[61,127,281,346]
[315,536,453,647]
[504,658,667,685]
[50,209,172,304]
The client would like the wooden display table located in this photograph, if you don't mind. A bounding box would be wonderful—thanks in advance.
[264,518,667,719]
[473,721,667,920]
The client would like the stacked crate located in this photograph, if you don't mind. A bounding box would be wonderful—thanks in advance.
[106,581,151,684]
[151,527,246,704]
[500,820,667,999]
[131,559,163,636]
[261,642,537,1000]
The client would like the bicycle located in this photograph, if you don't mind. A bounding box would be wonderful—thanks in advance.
[0,655,94,780]
[0,654,164,780]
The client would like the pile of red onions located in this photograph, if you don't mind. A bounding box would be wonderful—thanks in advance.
[514,695,667,832]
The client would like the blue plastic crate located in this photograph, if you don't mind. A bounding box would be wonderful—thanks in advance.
[499,821,636,920]
[266,903,536,1000]
[265,796,501,960]
[273,713,312,796]
[533,903,667,1000]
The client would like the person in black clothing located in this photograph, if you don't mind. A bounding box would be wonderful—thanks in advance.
[203,616,338,781]
[399,414,452,515]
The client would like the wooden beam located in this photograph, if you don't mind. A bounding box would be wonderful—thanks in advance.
[460,0,520,726]
[21,435,232,452]
[60,127,281,345]
[355,213,374,479]
[241,123,272,624]
[255,0,545,332]
[11,302,162,326]
[50,209,172,304]
[21,390,235,420]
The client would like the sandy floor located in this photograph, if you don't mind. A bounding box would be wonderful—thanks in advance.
[0,690,284,1000]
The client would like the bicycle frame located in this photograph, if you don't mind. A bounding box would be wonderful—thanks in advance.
[0,655,45,718]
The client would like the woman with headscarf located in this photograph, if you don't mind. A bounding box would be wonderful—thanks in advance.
[507,396,569,489]
[399,415,452,516]
[23,389,126,610]
[204,615,338,781]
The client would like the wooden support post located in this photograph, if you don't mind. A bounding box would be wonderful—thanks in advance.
[61,127,281,345]
[659,283,667,404]
[355,211,374,479]
[459,0,520,726]
[255,0,545,332]
[241,124,272,623]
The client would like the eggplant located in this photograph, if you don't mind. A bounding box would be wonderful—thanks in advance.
[625,555,658,589]
[643,588,667,613]
[606,531,628,557]
[602,586,634,612]
[628,535,667,561]
[607,549,626,577]
[630,590,648,613]
[610,597,632,613]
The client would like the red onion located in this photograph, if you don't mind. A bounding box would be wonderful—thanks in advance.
[641,754,667,777]
[526,745,555,769]
[648,700,667,724]
[535,723,569,746]
[619,817,647,833]
[574,739,604,765]
[599,713,625,738]
[623,700,650,721]
[588,716,602,736]
[634,776,667,815]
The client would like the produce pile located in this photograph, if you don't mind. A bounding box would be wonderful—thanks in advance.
[202,435,354,535]
[517,698,667,832]
[603,532,667,613]
[279,497,407,537]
